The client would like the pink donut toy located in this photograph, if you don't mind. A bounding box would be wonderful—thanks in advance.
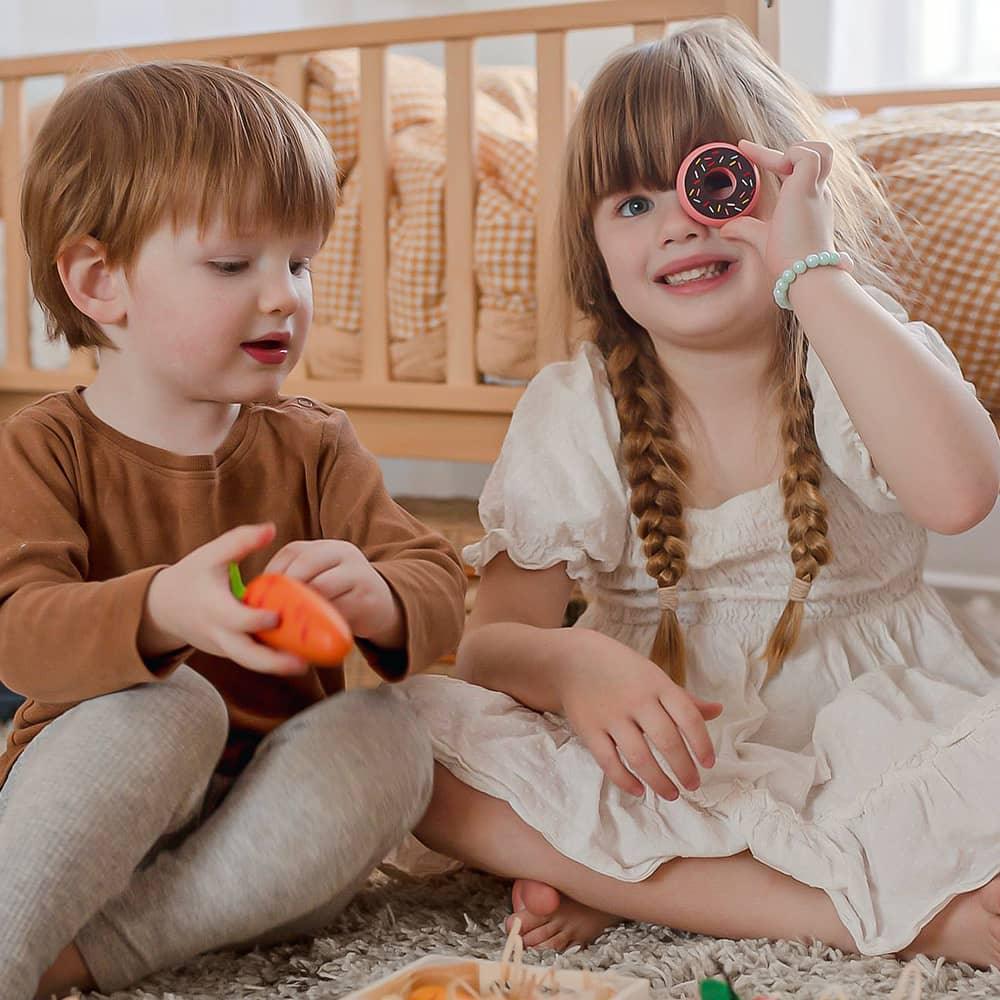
[677,142,760,227]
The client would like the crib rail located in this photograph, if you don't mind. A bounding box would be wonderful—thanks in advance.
[0,0,776,460]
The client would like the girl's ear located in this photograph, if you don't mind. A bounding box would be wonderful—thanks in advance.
[57,236,127,326]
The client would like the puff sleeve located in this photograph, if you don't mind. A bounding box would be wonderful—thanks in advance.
[463,344,631,584]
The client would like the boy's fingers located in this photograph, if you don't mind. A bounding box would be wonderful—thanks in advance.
[279,545,348,582]
[224,633,307,676]
[231,604,281,634]
[207,522,276,566]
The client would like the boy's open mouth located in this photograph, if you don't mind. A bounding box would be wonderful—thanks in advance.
[242,333,290,366]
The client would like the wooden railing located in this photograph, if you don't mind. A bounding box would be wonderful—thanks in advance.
[0,1,777,459]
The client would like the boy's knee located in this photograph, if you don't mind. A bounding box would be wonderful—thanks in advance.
[280,685,434,830]
[358,686,435,821]
[106,665,228,777]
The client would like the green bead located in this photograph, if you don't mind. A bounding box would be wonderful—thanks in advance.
[818,251,833,265]
[781,269,796,284]
[792,259,808,274]
[829,251,842,265]
[805,253,820,268]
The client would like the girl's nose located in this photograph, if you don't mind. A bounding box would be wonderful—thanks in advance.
[657,191,708,246]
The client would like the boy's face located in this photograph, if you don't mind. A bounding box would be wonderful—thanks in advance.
[116,216,323,403]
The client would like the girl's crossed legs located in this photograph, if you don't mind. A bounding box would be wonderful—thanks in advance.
[416,764,1000,969]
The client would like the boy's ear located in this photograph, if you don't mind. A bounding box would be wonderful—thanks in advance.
[57,236,127,326]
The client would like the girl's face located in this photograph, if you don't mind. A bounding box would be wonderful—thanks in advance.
[114,216,323,404]
[591,180,777,350]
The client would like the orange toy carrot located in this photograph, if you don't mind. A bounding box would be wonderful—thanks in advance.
[229,563,353,666]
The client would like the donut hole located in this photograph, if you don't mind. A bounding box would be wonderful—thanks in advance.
[703,167,737,201]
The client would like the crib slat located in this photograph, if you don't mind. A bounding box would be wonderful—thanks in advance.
[633,21,667,42]
[274,53,308,109]
[359,47,390,383]
[65,349,97,375]
[534,30,571,367]
[444,39,477,387]
[2,79,30,373]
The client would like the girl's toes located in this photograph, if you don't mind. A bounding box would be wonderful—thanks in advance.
[506,910,549,936]
[523,920,561,948]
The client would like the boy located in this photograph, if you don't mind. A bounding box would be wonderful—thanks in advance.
[0,61,466,998]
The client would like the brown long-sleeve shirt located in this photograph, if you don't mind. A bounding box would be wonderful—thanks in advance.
[0,389,466,787]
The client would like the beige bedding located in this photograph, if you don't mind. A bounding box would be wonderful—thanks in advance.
[238,50,572,385]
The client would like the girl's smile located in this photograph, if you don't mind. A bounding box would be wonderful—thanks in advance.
[652,254,739,296]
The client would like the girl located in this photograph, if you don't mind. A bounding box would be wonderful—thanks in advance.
[403,19,1000,967]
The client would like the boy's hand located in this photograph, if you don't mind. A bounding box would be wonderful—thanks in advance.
[144,523,308,676]
[558,630,721,800]
[263,540,404,649]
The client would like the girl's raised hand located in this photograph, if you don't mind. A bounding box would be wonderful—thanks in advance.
[720,139,848,280]
[559,630,721,800]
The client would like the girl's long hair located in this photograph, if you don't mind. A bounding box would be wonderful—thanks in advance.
[558,19,900,683]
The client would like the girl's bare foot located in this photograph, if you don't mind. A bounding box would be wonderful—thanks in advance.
[504,878,619,950]
[903,873,1000,969]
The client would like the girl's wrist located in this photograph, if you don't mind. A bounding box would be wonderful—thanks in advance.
[785,262,855,312]
[773,250,853,311]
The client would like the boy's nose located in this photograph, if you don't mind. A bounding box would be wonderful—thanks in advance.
[259,271,300,315]
[657,190,708,246]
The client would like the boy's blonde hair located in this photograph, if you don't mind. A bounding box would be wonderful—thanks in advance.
[559,20,901,684]
[21,60,338,350]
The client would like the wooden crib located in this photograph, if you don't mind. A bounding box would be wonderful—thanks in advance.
[1,0,997,462]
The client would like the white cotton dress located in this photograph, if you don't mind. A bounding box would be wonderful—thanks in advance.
[403,289,1000,956]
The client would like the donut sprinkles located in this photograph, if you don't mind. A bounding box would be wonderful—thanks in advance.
[677,142,760,227]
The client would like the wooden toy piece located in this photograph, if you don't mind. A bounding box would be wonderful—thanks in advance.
[699,978,741,1000]
[676,142,760,227]
[229,562,354,665]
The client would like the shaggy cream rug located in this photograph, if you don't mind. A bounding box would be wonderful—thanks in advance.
[31,592,1000,998]
[72,868,1000,1000]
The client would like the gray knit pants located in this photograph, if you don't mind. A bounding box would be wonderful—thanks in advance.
[0,666,433,998]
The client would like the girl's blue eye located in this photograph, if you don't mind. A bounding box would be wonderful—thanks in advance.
[290,260,312,276]
[618,196,652,218]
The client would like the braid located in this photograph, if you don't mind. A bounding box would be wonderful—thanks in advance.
[603,334,690,686]
[762,341,832,678]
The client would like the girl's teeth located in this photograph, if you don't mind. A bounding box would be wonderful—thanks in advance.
[663,262,726,285]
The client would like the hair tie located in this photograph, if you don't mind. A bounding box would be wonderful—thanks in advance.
[657,586,679,612]
[788,577,812,602]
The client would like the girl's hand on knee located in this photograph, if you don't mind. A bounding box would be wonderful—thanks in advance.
[560,633,721,800]
[144,523,308,676]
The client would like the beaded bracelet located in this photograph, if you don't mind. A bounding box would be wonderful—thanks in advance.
[772,250,851,310]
